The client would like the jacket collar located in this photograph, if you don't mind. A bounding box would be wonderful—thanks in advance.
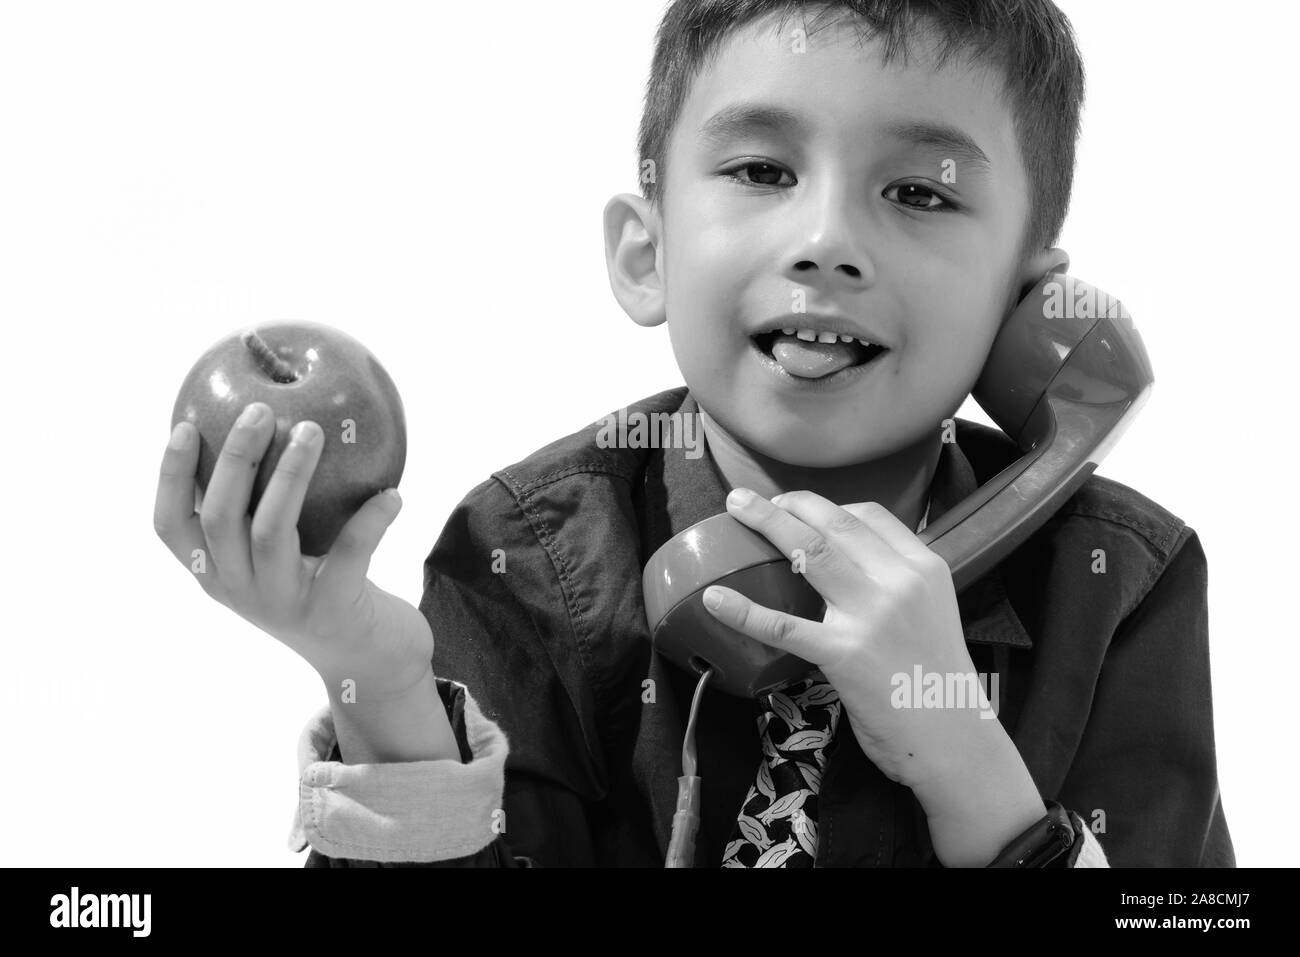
[643,391,1032,651]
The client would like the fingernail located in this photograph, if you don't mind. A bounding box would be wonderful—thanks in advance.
[702,587,723,610]
[168,422,191,449]
[383,488,402,506]
[237,403,266,427]
[727,488,753,508]
[290,421,320,445]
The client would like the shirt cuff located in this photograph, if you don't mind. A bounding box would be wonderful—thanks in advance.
[288,677,509,863]
[1071,828,1109,867]
[1065,810,1110,867]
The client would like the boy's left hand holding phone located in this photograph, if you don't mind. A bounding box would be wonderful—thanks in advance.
[700,487,1047,867]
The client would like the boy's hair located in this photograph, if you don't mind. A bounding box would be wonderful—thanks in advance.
[636,0,1085,255]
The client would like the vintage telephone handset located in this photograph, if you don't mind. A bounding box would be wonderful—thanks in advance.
[641,273,1154,864]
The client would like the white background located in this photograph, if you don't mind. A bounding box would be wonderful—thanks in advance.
[1,0,1293,866]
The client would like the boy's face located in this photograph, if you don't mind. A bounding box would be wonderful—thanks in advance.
[640,16,1058,467]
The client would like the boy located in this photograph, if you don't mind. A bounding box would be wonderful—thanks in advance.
[154,0,1234,867]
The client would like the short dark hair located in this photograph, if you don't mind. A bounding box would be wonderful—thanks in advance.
[636,0,1085,253]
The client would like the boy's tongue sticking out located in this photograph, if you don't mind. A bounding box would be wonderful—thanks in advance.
[763,330,886,379]
[770,331,868,378]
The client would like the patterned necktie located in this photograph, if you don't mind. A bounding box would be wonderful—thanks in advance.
[721,672,842,868]
[722,498,932,868]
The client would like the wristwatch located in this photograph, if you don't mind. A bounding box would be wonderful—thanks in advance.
[985,800,1079,868]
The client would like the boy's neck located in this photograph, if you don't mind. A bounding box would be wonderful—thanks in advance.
[696,406,943,532]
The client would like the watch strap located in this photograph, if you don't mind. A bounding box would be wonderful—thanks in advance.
[985,800,1078,868]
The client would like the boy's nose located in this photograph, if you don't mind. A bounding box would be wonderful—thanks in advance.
[791,257,867,281]
[783,194,877,289]
[786,243,876,290]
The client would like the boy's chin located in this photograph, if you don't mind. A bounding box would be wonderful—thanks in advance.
[732,417,919,469]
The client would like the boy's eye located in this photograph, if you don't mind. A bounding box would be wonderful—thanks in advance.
[884,183,954,211]
[723,162,795,188]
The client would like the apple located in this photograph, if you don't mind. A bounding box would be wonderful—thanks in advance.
[171,320,407,557]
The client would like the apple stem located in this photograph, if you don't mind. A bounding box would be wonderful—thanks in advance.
[241,330,300,383]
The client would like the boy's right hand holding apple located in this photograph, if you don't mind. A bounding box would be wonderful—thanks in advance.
[153,401,460,764]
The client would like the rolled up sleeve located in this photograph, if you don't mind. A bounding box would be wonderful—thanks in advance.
[288,677,513,864]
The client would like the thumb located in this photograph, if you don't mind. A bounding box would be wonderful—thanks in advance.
[313,488,403,596]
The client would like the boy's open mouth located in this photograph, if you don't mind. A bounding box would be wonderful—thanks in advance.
[752,329,889,380]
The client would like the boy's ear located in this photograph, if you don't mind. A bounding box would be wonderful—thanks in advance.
[603,193,666,328]
[1014,246,1071,302]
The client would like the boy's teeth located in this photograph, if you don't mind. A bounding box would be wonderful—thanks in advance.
[780,328,878,348]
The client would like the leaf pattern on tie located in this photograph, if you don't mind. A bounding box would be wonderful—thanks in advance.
[724,675,841,868]
[779,729,828,751]
[799,763,822,792]
[798,682,840,708]
[760,732,788,765]
[768,691,808,729]
[758,788,810,824]
[754,837,800,868]
[793,816,818,857]
[737,814,773,849]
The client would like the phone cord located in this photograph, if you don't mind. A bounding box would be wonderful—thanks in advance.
[664,666,713,868]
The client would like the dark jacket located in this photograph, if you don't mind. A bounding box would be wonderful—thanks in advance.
[305,386,1234,868]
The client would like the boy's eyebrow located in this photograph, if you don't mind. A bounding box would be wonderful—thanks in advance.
[697,103,991,174]
[697,103,807,149]
[881,121,992,174]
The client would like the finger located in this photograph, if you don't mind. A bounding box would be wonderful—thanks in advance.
[701,584,824,664]
[250,419,325,601]
[154,421,226,600]
[725,488,863,607]
[839,500,937,565]
[772,491,900,577]
[198,402,275,592]
[312,487,404,603]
